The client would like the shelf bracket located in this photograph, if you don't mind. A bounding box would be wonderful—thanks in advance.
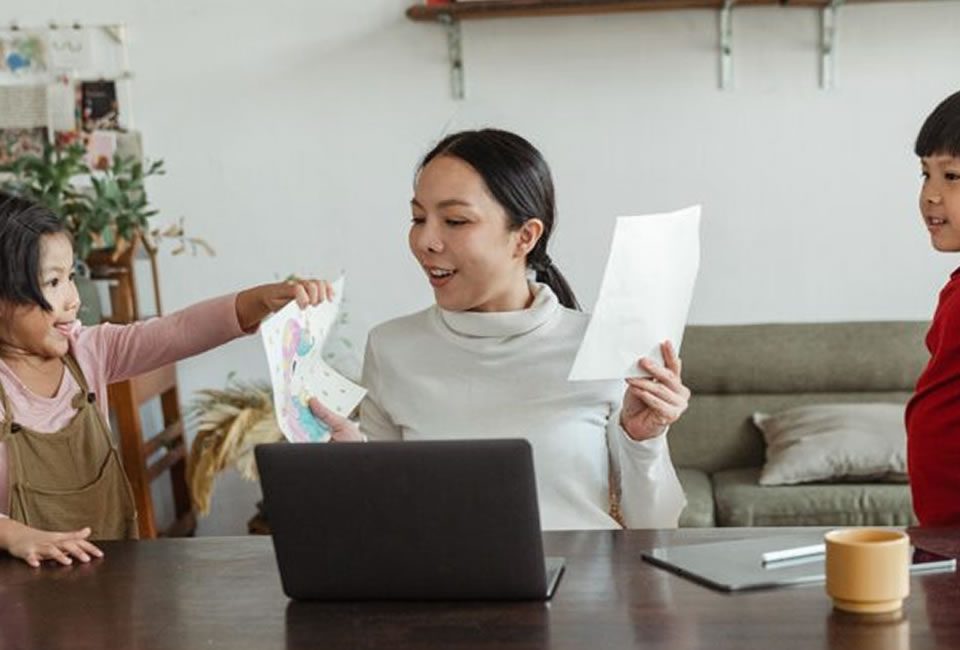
[103,24,127,45]
[438,13,465,100]
[820,0,844,90]
[719,0,735,90]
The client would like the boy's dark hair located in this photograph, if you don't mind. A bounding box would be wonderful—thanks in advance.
[915,90,960,158]
[419,129,581,311]
[0,192,69,312]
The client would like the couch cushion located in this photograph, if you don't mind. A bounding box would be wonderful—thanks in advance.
[713,467,916,527]
[676,468,714,527]
[668,392,913,474]
[754,403,908,485]
[680,322,928,394]
[667,321,927,474]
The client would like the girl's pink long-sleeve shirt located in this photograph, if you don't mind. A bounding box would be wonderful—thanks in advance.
[0,294,246,516]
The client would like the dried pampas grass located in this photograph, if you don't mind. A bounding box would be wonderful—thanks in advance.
[186,381,283,515]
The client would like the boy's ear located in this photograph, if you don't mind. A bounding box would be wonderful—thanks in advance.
[514,219,544,258]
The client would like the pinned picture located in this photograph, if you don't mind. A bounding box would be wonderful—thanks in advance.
[81,80,120,131]
[0,127,48,166]
[47,27,93,70]
[0,32,47,74]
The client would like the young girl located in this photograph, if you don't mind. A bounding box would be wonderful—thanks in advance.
[906,90,960,526]
[310,129,688,530]
[0,192,332,566]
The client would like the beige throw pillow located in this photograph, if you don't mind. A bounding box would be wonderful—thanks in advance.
[753,403,907,486]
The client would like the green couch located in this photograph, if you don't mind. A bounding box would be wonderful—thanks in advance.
[670,321,928,527]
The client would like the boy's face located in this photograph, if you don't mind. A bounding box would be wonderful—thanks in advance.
[920,154,960,252]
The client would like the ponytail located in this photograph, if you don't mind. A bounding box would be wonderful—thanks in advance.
[530,252,580,311]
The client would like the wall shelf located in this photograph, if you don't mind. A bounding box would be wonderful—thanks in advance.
[406,0,911,98]
[407,0,895,21]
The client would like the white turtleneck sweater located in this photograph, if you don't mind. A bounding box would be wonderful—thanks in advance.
[358,283,686,531]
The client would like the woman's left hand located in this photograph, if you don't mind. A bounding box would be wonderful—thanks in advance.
[235,278,335,332]
[620,340,691,441]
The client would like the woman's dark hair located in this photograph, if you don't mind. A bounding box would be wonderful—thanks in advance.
[0,192,69,312]
[419,129,580,311]
[915,90,960,158]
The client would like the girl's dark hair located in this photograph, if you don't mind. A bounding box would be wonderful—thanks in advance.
[419,129,580,311]
[915,90,960,158]
[0,192,69,312]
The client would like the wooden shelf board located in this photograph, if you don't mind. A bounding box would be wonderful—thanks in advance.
[407,0,903,21]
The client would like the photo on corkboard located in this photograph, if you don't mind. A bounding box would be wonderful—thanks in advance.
[0,127,48,166]
[81,80,120,131]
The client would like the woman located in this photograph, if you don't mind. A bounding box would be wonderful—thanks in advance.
[311,129,688,530]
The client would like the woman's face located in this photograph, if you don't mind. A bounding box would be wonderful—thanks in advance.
[409,155,541,313]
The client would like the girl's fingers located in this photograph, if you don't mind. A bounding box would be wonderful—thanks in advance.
[79,540,104,558]
[292,280,334,308]
[301,282,316,306]
[61,541,90,563]
[308,279,334,304]
[54,527,91,542]
[293,283,309,309]
[45,546,73,566]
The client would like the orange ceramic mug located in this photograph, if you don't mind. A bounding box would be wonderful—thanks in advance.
[825,528,910,614]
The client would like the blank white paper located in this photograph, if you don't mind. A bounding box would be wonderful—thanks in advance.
[568,205,701,382]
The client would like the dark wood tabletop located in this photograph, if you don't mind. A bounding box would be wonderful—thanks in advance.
[1,527,958,650]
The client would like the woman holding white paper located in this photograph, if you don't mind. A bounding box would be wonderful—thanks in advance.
[310,129,688,530]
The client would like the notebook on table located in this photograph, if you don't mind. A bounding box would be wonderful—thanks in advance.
[255,438,564,601]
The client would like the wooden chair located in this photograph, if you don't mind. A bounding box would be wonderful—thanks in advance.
[88,239,196,539]
[108,366,195,538]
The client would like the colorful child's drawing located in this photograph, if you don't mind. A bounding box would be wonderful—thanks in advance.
[0,33,47,74]
[260,276,366,443]
[278,319,330,442]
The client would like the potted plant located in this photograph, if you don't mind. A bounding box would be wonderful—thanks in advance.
[0,139,211,323]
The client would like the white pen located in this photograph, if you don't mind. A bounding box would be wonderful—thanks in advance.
[761,543,826,565]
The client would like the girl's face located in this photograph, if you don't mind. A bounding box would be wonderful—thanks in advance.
[920,154,960,252]
[0,232,80,360]
[409,155,542,313]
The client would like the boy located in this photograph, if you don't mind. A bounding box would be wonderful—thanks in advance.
[906,90,960,526]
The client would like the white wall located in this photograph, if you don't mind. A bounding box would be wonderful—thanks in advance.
[15,0,960,533]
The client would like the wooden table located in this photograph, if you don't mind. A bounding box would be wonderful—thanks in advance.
[1,527,958,649]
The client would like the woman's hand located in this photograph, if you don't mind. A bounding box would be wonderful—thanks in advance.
[0,519,104,568]
[235,278,335,332]
[308,398,365,442]
[620,341,691,442]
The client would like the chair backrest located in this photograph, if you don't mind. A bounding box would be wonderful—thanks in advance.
[667,321,930,474]
[109,364,194,538]
[88,236,194,539]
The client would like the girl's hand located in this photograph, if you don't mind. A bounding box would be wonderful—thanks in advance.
[235,279,334,332]
[308,398,365,442]
[620,341,691,442]
[1,520,103,568]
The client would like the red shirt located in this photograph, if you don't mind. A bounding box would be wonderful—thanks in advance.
[906,268,960,525]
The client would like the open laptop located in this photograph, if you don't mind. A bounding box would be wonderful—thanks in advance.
[255,438,564,601]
